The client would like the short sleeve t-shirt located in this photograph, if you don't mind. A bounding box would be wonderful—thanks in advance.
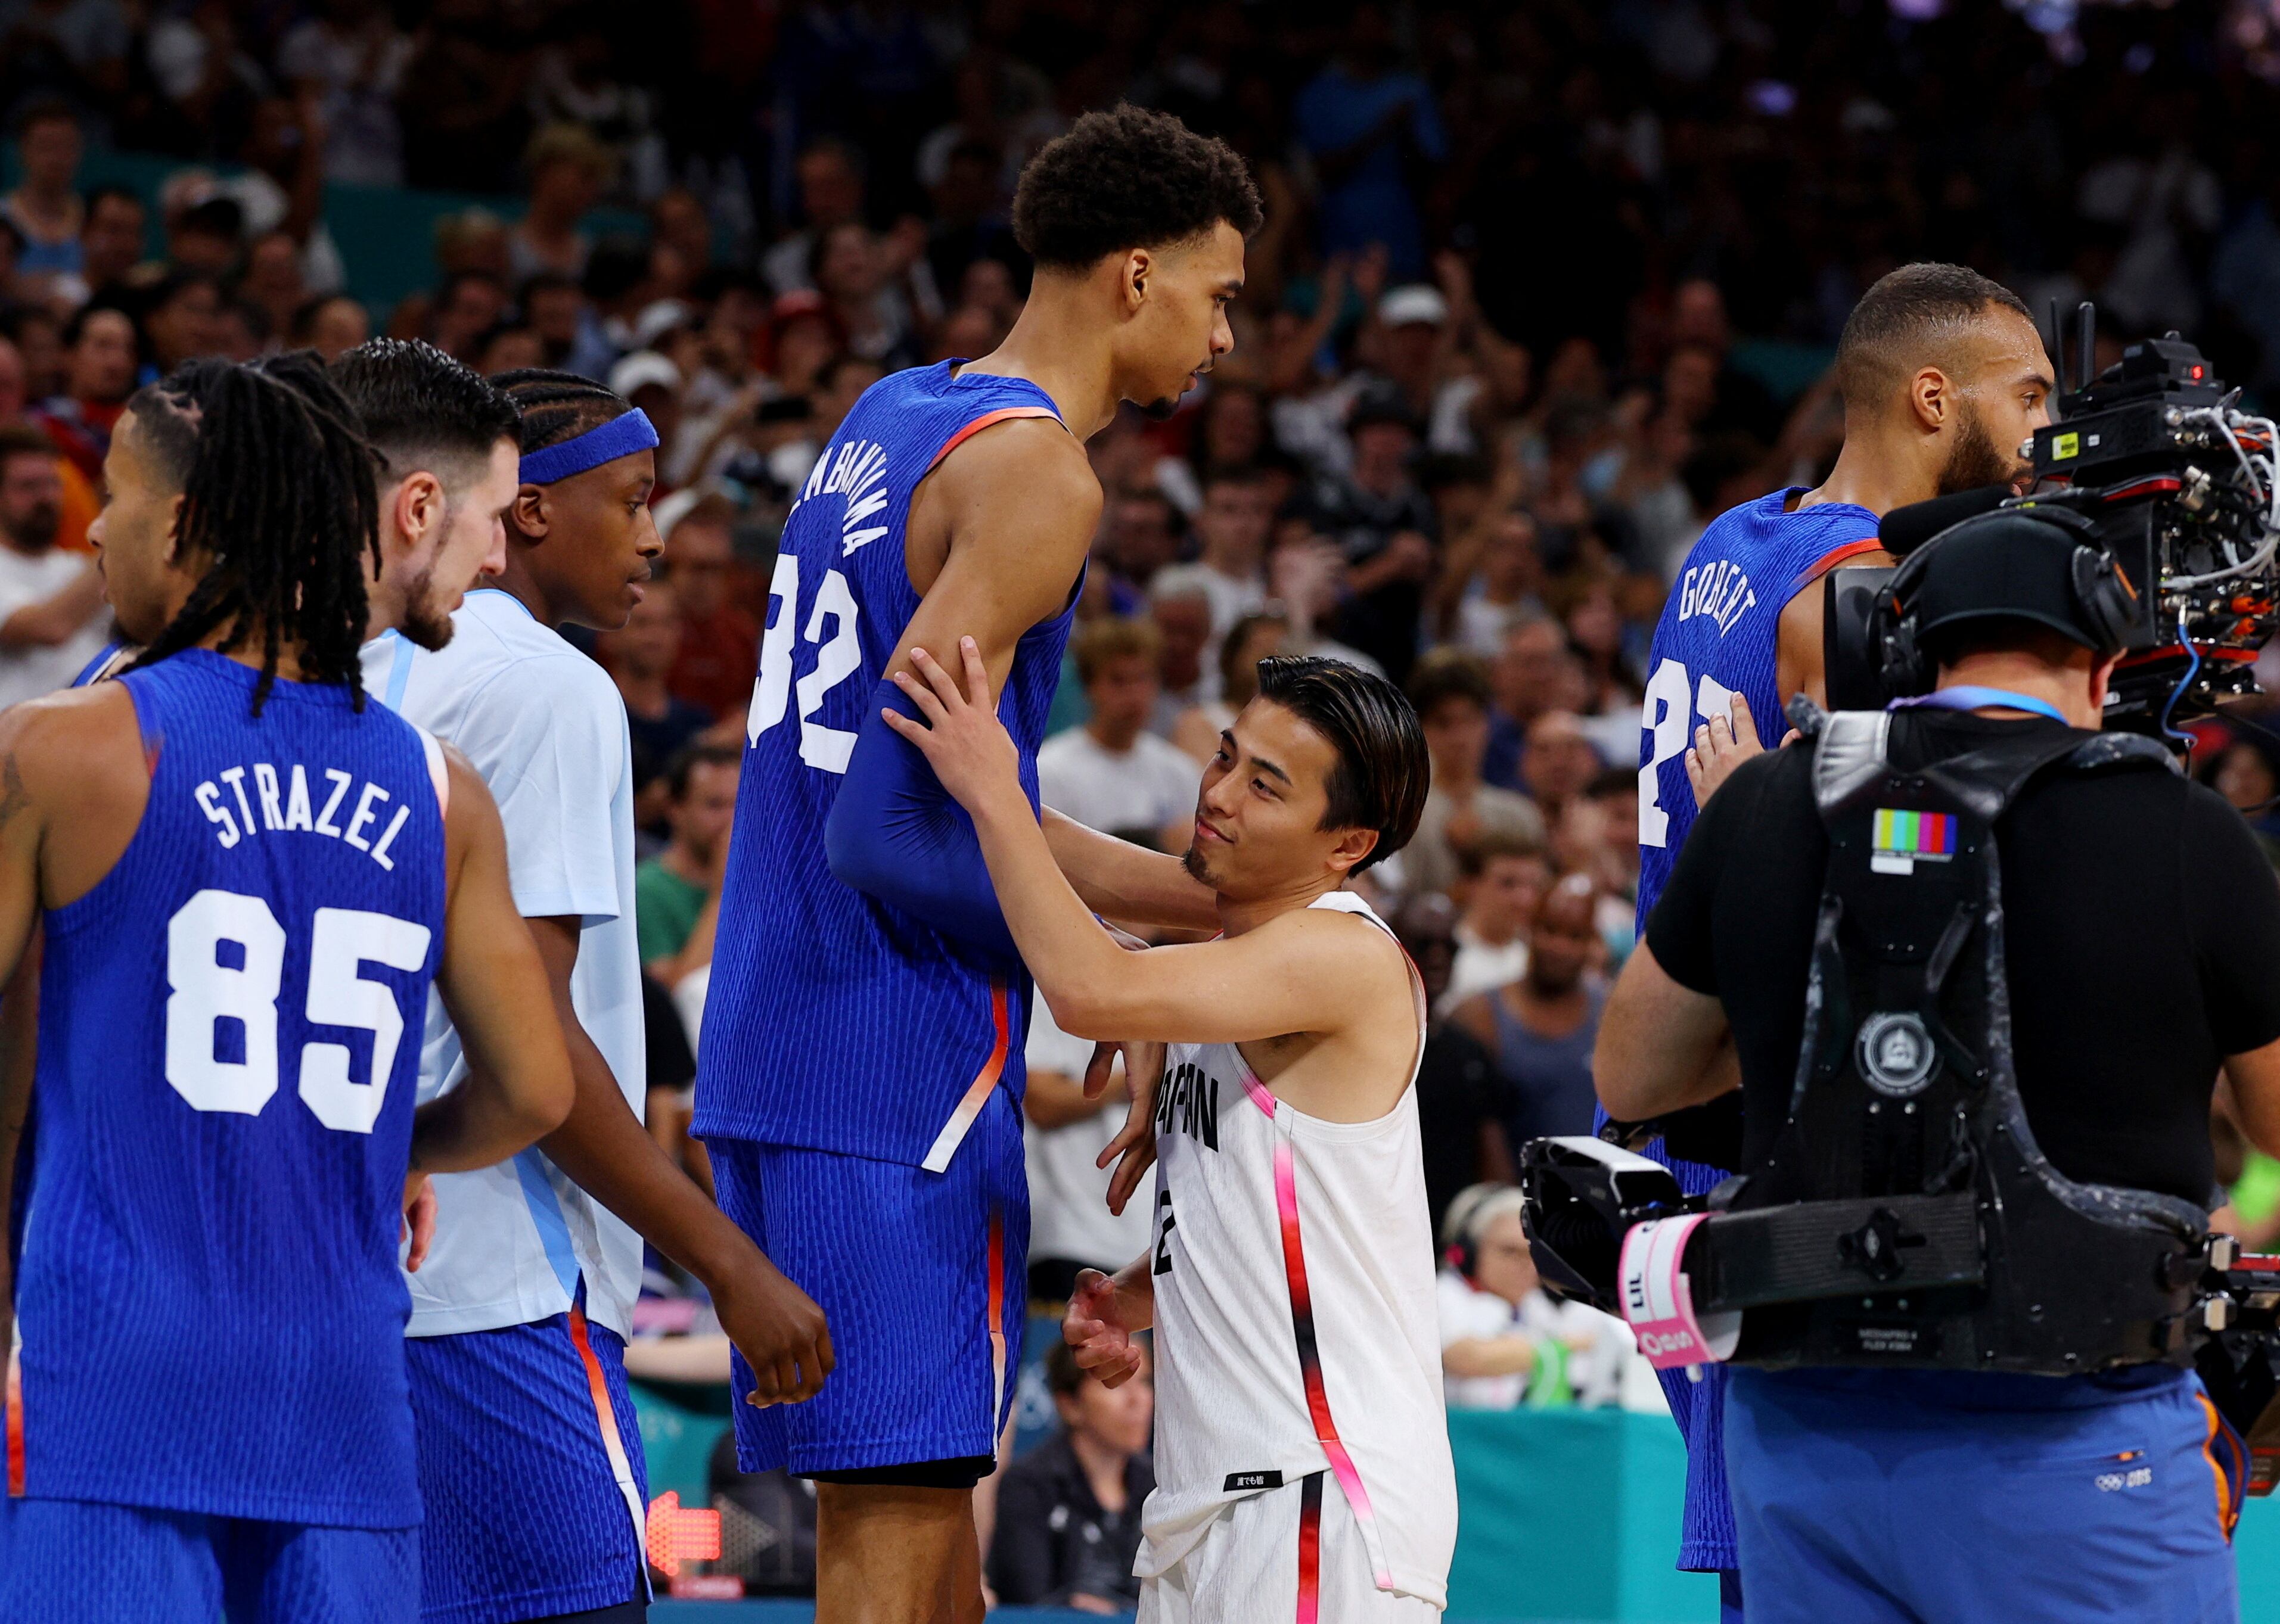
[635,857,707,966]
[1022,998,1154,1273]
[1036,726,1201,845]
[0,546,107,709]
[1647,709,2280,1205]
[362,589,648,1337]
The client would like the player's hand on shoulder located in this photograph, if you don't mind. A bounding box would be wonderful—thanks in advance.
[1685,692,1797,809]
[717,1250,834,1408]
[1064,1269,1145,1390]
[883,637,1023,815]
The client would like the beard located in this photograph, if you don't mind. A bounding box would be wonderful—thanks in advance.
[7,501,58,552]
[1936,405,2025,496]
[1142,394,1182,422]
[396,560,458,652]
[1180,841,1214,886]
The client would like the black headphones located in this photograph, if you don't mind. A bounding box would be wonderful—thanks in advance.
[1442,1183,1522,1280]
[1872,505,2139,696]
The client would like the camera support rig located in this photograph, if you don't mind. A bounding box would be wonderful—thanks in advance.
[1521,1135,2280,1496]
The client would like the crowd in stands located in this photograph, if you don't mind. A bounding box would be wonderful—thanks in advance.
[15,0,2280,1595]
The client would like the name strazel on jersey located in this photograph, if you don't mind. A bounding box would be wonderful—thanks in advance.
[1157,1059,1220,1151]
[193,759,418,869]
[1675,557,1757,637]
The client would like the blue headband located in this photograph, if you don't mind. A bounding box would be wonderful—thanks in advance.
[518,407,660,486]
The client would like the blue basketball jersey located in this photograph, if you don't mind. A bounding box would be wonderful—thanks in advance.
[1626,489,1877,1575]
[1636,488,1880,930]
[12,648,446,1529]
[693,362,1075,1168]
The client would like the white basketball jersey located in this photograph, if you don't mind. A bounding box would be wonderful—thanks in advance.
[1138,890,1457,1609]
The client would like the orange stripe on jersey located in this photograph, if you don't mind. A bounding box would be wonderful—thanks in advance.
[1801,536,1886,584]
[923,407,1064,476]
[7,1342,24,1496]
[920,981,1012,1172]
[567,1305,650,1557]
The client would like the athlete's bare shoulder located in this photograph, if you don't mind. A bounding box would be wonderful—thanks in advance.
[1252,902,1414,1030]
[904,413,1101,650]
[934,410,1098,491]
[0,681,150,904]
[2,680,143,784]
[1775,545,1894,707]
[917,415,1100,550]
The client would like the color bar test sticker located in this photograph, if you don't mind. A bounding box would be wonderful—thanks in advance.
[1871,808,1955,876]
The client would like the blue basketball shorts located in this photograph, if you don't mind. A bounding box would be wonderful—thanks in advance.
[404,1300,650,1624]
[704,1085,1028,1478]
[0,1494,418,1623]
[1723,1365,2242,1624]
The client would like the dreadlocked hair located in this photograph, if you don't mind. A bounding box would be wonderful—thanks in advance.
[126,351,383,714]
[490,368,631,455]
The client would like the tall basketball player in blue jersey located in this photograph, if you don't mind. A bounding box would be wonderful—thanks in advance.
[1622,265,2055,1618]
[695,105,1254,1620]
[0,354,576,1623]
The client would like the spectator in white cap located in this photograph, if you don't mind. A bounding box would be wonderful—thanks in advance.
[1374,275,1498,456]
[609,349,683,483]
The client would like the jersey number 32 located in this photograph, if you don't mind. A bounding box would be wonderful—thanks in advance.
[750,552,862,774]
[165,887,431,1132]
[1637,657,1741,848]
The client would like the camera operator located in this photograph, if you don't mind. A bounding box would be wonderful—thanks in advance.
[1598,511,2280,1622]
[1630,262,2055,1610]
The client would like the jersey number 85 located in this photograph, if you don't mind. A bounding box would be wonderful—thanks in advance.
[165,887,430,1133]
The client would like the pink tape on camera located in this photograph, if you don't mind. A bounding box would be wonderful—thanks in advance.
[1619,1213,1739,1371]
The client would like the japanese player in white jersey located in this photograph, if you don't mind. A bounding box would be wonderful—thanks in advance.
[887,642,1456,1623]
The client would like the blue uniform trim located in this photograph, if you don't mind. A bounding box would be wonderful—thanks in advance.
[510,1148,585,1301]
[378,630,416,713]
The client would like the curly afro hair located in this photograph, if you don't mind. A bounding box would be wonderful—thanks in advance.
[1012,104,1262,270]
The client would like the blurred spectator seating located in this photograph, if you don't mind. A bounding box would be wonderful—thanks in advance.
[987,1340,1154,1611]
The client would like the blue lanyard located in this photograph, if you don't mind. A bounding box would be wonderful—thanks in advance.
[1889,686,2070,726]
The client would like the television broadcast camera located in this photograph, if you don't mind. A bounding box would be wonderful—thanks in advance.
[1520,1138,2280,1495]
[1825,304,2280,736]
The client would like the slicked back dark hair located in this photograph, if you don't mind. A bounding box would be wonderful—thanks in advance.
[125,351,381,713]
[1012,104,1262,270]
[1254,655,1428,873]
[1835,262,2036,409]
[331,338,520,487]
[490,367,632,455]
